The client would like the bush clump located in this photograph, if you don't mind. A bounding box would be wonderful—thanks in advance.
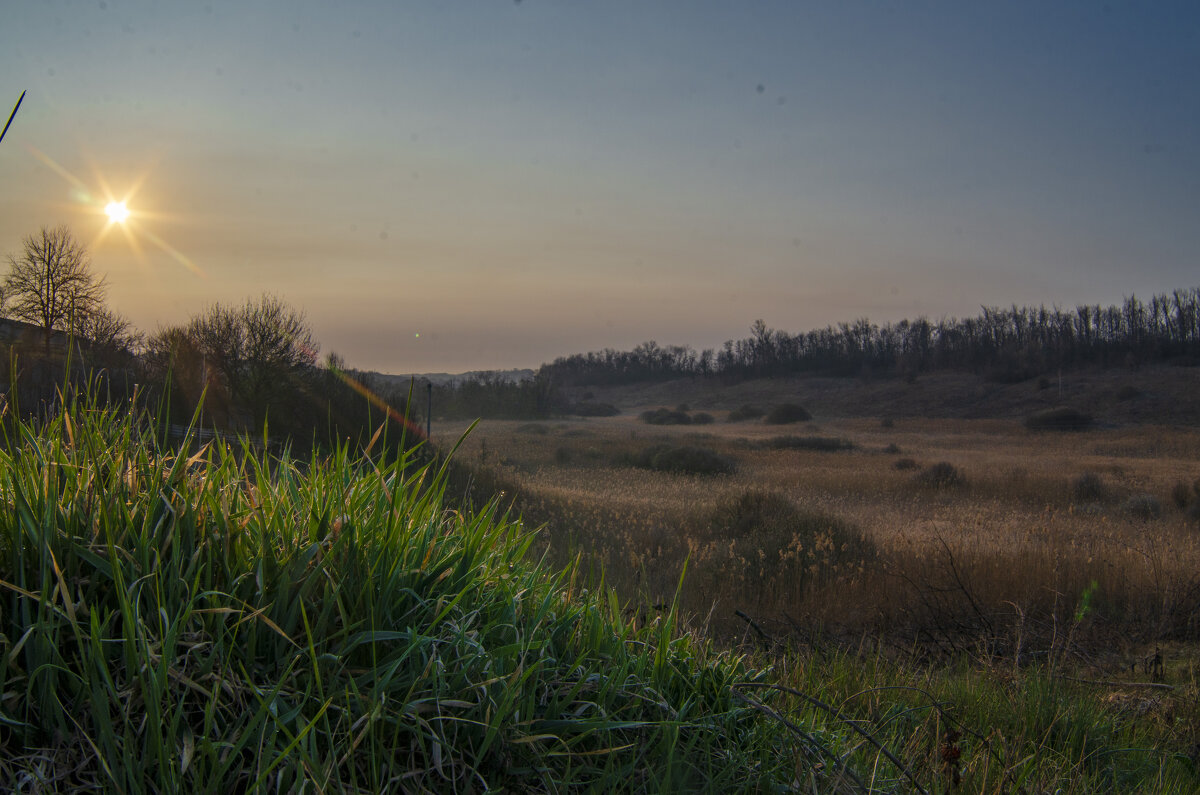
[1072,472,1109,503]
[883,443,901,454]
[699,491,875,594]
[640,407,692,425]
[691,411,715,425]
[763,403,812,425]
[765,435,854,452]
[1025,407,1093,431]
[1122,494,1164,521]
[893,457,920,471]
[622,443,736,476]
[727,405,765,422]
[1171,481,1193,510]
[915,461,964,488]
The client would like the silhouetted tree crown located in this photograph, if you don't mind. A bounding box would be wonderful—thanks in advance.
[4,225,108,349]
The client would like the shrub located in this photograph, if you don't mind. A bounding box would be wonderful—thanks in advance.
[702,491,875,593]
[675,403,691,413]
[1025,407,1093,431]
[1122,494,1163,521]
[880,416,895,428]
[893,457,920,471]
[727,405,765,422]
[1172,481,1193,510]
[883,443,901,454]
[766,435,854,452]
[622,444,736,476]
[571,402,620,417]
[763,403,811,425]
[691,411,715,425]
[651,445,736,475]
[640,407,692,425]
[1072,472,1109,503]
[915,461,963,488]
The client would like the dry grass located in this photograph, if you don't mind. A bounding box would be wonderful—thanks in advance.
[436,415,1200,653]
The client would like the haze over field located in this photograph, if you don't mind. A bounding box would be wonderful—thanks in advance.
[3,1,1199,372]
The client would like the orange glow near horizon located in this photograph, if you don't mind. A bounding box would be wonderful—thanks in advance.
[26,144,205,277]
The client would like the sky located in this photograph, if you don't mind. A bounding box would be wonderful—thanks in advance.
[2,1,1199,373]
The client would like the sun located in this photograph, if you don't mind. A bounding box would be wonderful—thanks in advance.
[105,200,130,223]
[26,144,203,275]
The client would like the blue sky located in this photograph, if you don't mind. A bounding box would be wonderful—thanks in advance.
[3,1,1198,371]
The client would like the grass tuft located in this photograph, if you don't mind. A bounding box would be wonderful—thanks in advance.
[1072,472,1109,503]
[1122,493,1164,521]
[915,461,964,488]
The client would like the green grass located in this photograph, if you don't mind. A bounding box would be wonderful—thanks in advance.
[773,645,1200,794]
[0,396,794,792]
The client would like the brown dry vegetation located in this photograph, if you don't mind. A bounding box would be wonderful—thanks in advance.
[438,396,1200,662]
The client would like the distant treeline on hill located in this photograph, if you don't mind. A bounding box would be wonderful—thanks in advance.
[428,371,556,421]
[540,287,1200,388]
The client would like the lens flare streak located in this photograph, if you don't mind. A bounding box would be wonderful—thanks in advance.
[329,365,426,441]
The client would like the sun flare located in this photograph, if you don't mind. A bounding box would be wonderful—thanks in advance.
[105,200,130,223]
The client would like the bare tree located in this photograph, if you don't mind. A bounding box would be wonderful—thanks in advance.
[241,294,318,421]
[187,302,247,403]
[184,294,317,425]
[77,306,142,370]
[5,225,108,353]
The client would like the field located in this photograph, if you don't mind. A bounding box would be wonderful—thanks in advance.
[425,382,1200,789]
[437,393,1200,658]
[5,389,1200,791]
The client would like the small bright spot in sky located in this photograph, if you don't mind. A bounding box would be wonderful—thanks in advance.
[105,201,129,223]
[414,333,420,339]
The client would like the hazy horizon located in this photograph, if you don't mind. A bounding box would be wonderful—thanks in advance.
[4,2,1199,373]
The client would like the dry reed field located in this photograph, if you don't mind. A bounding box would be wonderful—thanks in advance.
[437,411,1200,659]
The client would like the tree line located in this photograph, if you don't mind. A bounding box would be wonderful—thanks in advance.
[1,225,420,454]
[9,224,1198,427]
[540,290,1200,388]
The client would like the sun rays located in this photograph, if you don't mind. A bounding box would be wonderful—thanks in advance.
[26,144,204,278]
